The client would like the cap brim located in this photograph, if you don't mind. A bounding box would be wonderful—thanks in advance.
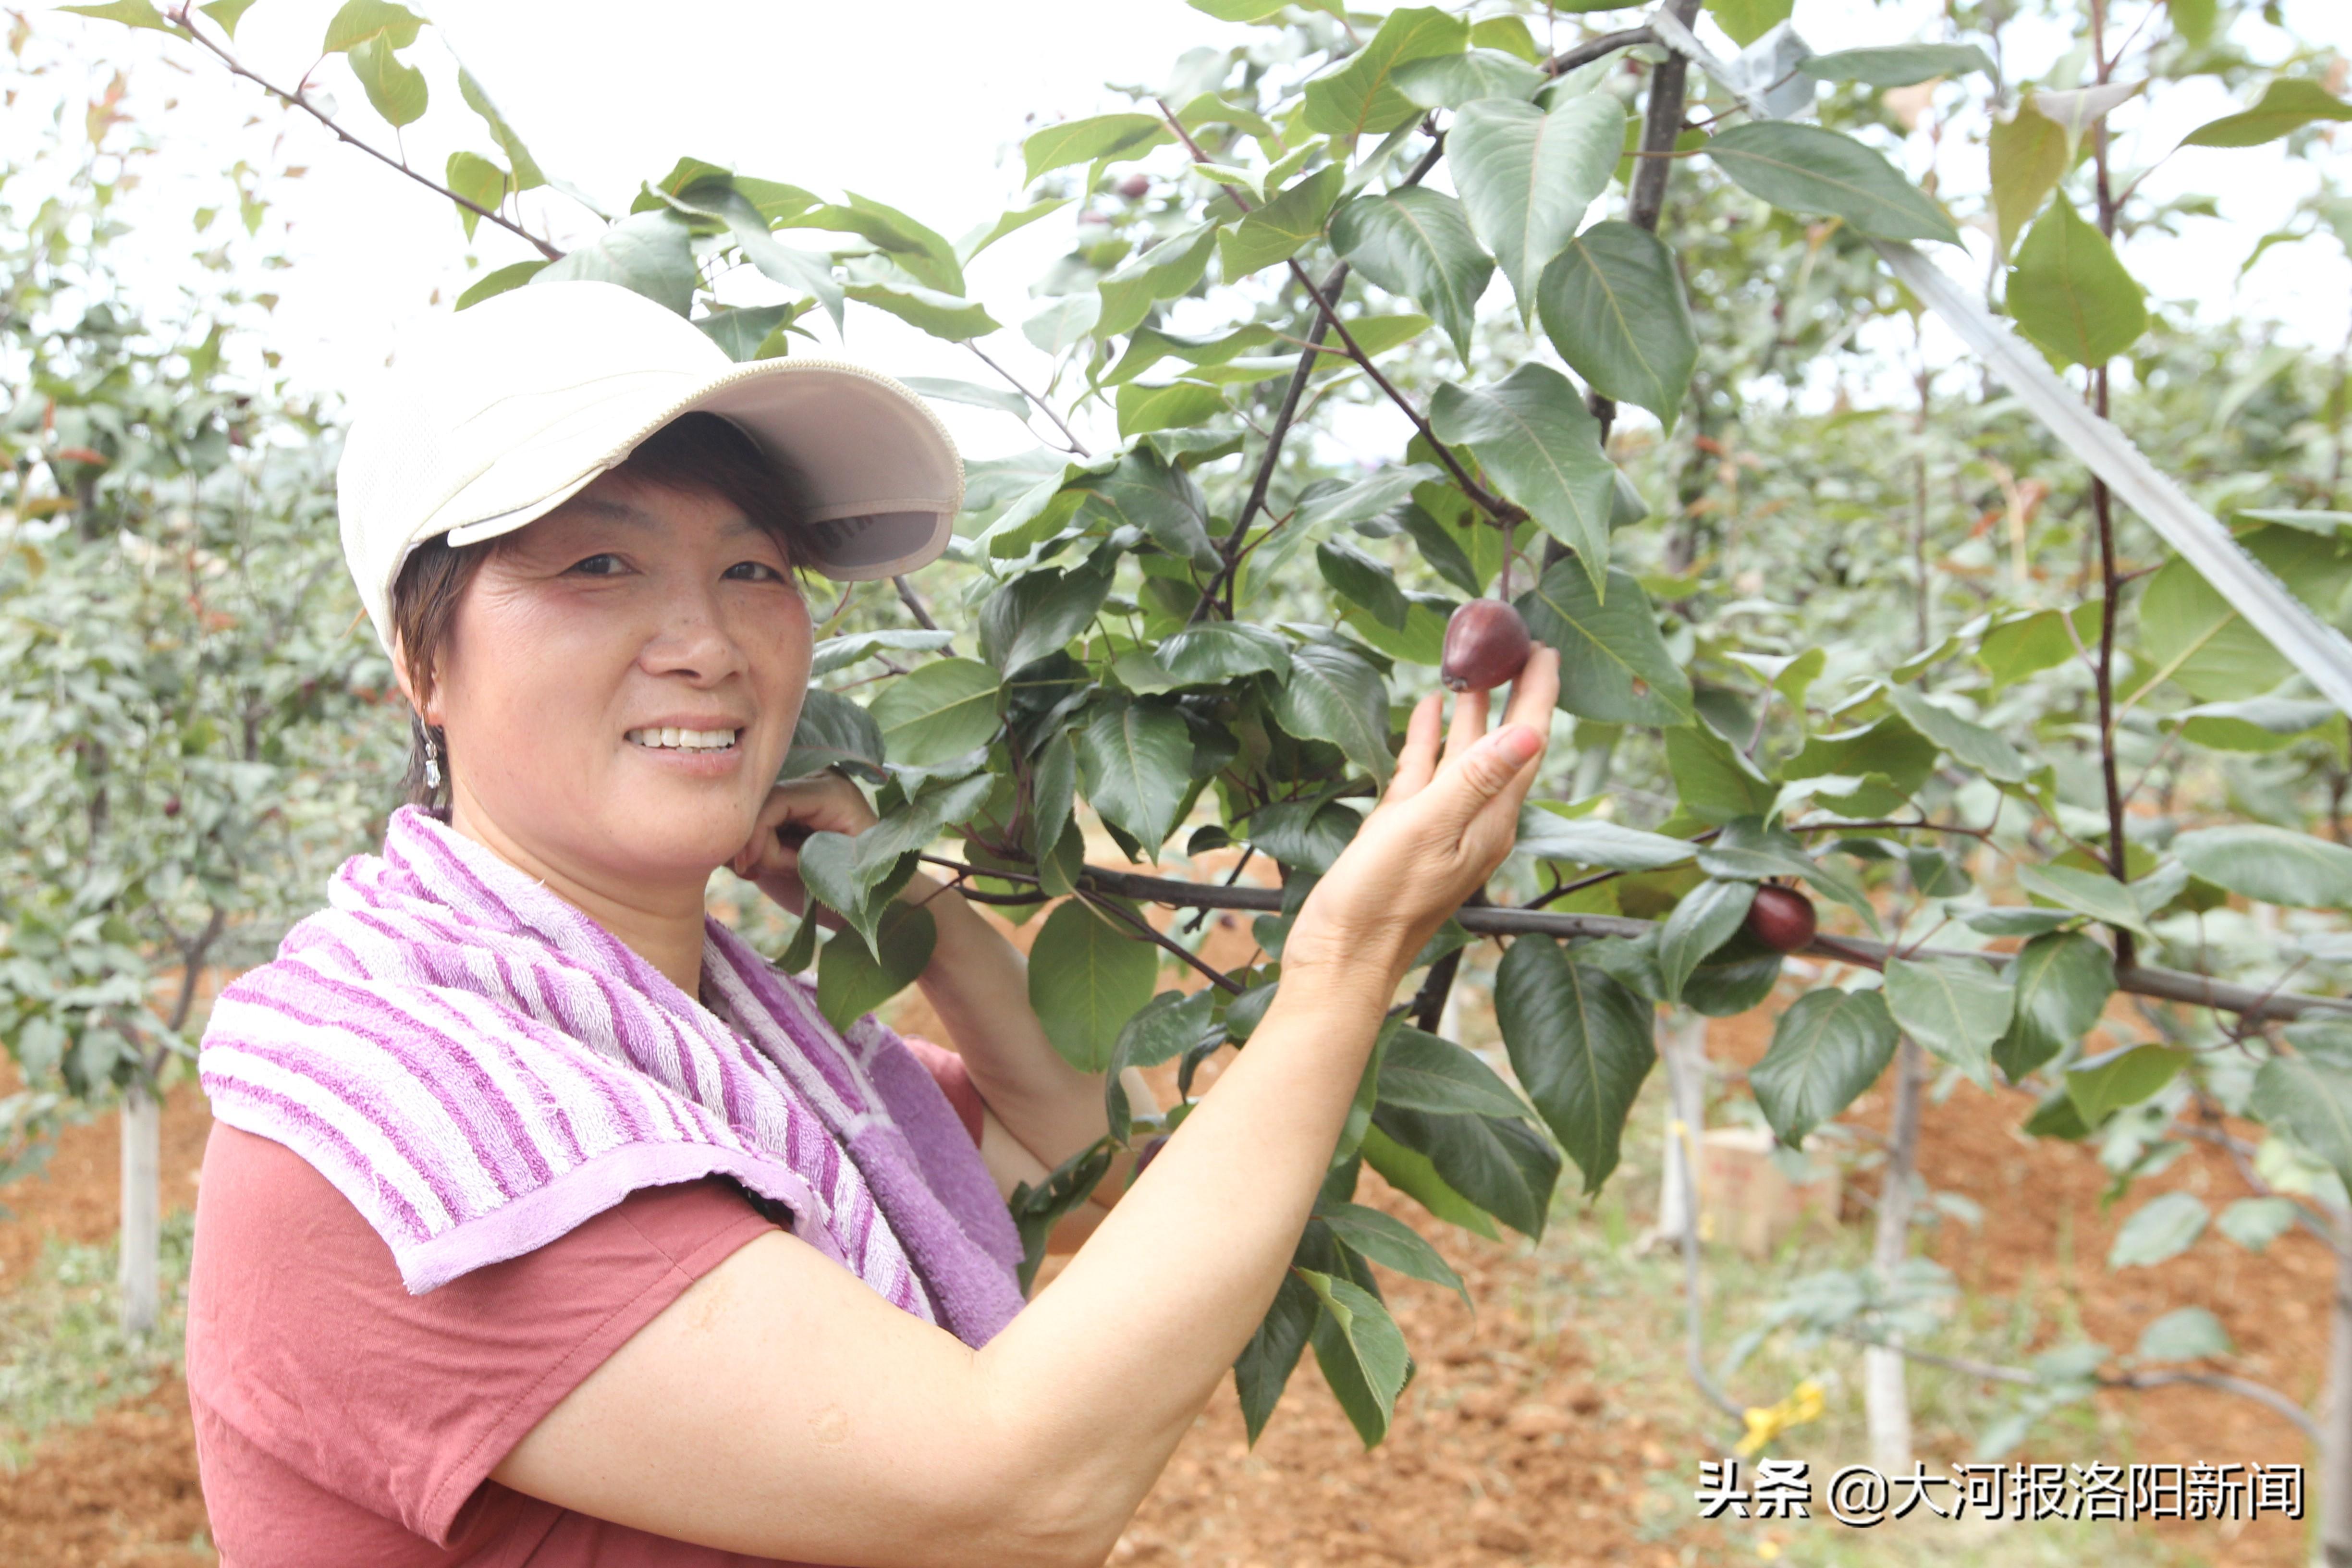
[442,355,963,582]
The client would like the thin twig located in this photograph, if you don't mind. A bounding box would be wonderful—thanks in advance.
[164,8,564,261]
[1076,887,1246,995]
[965,341,1090,457]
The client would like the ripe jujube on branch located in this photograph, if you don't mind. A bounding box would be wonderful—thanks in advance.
[1440,600,1534,694]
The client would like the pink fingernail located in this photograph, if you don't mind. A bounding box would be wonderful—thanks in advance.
[1496,725,1541,765]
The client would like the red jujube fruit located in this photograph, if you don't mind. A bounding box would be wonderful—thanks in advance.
[1744,884,1817,953]
[1440,599,1534,694]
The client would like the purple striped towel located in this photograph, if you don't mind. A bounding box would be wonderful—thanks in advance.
[198,805,1027,1348]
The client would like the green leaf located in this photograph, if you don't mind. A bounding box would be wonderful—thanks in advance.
[1317,1201,1470,1306]
[1536,222,1697,431]
[815,903,937,1032]
[1069,446,1219,568]
[1234,1268,1319,1445]
[346,34,427,129]
[1370,1105,1559,1240]
[60,0,176,33]
[1751,988,1899,1146]
[2218,1196,2300,1252]
[1978,601,2101,686]
[1990,105,2071,261]
[1157,622,1292,685]
[2006,197,2146,368]
[443,150,507,241]
[1657,880,1757,1004]
[1026,897,1161,1072]
[1468,14,1540,60]
[1074,696,1194,857]
[1513,810,1693,871]
[1495,935,1654,1194]
[2171,824,2352,909]
[866,658,1002,768]
[2015,862,2153,941]
[1318,539,1409,631]
[457,65,545,191]
[2251,1052,2352,1196]
[320,0,421,51]
[196,0,258,38]
[1449,93,1622,322]
[1273,640,1394,786]
[2182,79,2352,148]
[1706,122,1962,245]
[1022,113,1173,182]
[782,687,888,782]
[1301,6,1470,142]
[1358,1124,1500,1239]
[1009,1138,1116,1293]
[1298,1267,1412,1447]
[455,257,550,309]
[2066,1043,2186,1125]
[1883,686,2028,782]
[1664,725,1776,825]
[660,181,845,332]
[1883,957,2012,1088]
[958,197,1069,262]
[1116,380,1228,439]
[1096,222,1220,340]
[1105,322,1279,385]
[980,559,1113,675]
[2109,1191,2208,1269]
[1106,987,1216,1141]
[2136,1306,2231,1362]
[1297,463,1446,530]
[1704,0,1793,47]
[1377,1024,1530,1121]
[2166,0,2217,46]
[844,279,999,343]
[1800,44,1996,87]
[1516,562,1693,726]
[1429,364,1615,594]
[2134,557,2292,702]
[1392,49,1545,110]
[1218,164,1345,280]
[1328,188,1493,361]
[535,211,697,316]
[1994,931,2115,1081]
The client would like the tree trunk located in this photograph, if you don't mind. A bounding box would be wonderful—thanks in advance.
[119,1078,161,1335]
[1655,1008,1708,1243]
[2323,1206,2352,1567]
[1865,1037,1925,1471]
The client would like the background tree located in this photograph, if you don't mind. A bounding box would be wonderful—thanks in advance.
[0,44,399,1330]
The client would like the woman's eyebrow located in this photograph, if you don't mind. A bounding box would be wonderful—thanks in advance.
[570,496,761,537]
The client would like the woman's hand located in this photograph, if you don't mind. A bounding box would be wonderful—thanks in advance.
[1283,646,1561,989]
[728,772,880,925]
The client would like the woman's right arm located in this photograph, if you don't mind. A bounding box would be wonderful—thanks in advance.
[489,650,1560,1568]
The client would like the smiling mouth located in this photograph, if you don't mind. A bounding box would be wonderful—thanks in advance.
[625,727,742,752]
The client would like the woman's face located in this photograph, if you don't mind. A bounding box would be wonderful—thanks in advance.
[422,471,814,898]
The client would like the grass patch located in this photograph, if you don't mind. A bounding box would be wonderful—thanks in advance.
[0,1209,193,1472]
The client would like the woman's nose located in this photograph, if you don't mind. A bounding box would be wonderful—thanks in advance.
[637,583,745,684]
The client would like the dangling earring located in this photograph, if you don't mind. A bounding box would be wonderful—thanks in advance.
[423,728,443,791]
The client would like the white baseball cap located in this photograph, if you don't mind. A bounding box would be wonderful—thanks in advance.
[337,279,964,654]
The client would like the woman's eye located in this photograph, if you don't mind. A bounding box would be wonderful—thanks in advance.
[567,553,626,576]
[723,560,787,583]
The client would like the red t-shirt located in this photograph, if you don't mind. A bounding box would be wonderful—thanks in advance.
[184,1039,988,1566]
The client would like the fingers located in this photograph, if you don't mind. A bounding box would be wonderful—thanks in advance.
[1388,691,1443,802]
[1443,682,1490,764]
[1499,645,1562,735]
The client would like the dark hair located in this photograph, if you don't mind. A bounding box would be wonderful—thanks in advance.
[392,411,810,810]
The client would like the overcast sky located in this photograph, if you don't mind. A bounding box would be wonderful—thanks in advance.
[18,0,2352,464]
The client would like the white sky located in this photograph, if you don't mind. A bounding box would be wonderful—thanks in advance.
[14,0,2351,466]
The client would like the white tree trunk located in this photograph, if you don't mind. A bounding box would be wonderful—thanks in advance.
[1865,1037,1925,1472]
[1655,1008,1709,1243]
[119,1079,161,1336]
[2322,1207,2352,1568]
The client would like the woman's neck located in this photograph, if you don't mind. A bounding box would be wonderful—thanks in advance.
[443,795,710,997]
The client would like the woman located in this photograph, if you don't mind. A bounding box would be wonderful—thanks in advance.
[184,279,1562,1566]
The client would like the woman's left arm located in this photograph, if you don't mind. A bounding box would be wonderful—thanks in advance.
[731,777,1145,1212]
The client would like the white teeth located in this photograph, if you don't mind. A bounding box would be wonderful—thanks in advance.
[626,727,740,751]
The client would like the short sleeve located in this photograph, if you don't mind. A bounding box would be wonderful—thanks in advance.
[185,1121,777,1554]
